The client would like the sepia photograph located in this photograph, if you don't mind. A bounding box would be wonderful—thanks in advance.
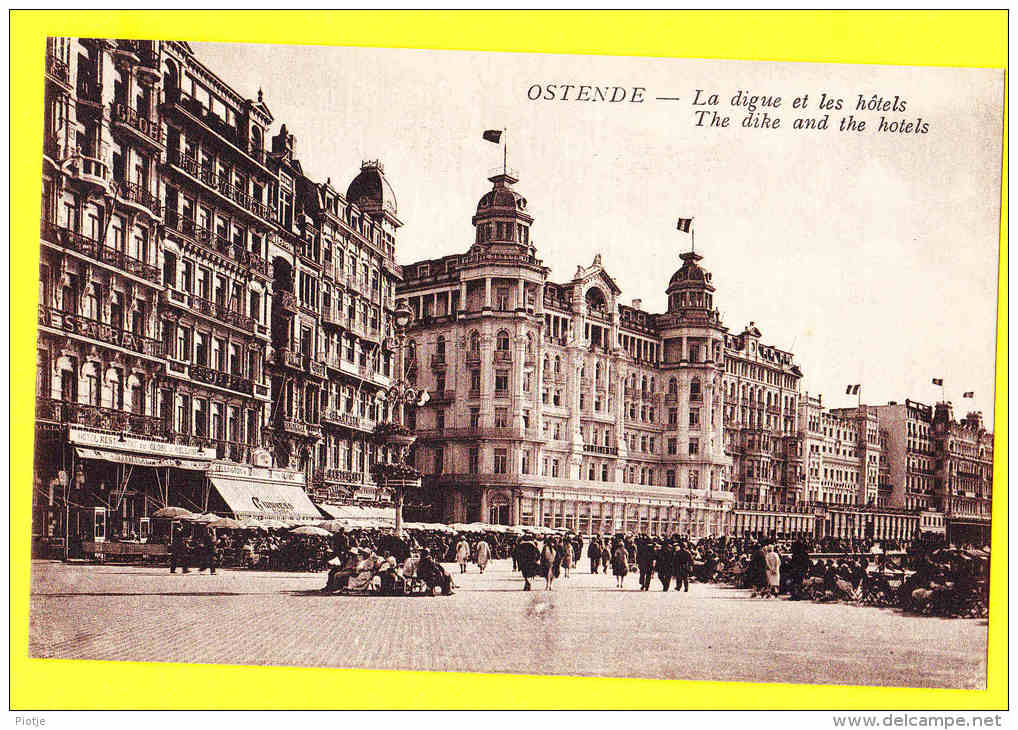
[27,36,1002,692]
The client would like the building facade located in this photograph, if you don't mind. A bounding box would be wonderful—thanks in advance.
[33,38,401,553]
[932,403,993,544]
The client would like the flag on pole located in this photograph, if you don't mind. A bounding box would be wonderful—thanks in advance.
[676,218,694,233]
[482,130,502,144]
[845,384,860,395]
[963,391,974,398]
[932,378,944,386]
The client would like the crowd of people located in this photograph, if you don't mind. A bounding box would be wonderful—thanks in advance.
[161,520,988,617]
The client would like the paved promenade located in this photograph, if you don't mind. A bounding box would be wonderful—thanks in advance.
[28,559,986,688]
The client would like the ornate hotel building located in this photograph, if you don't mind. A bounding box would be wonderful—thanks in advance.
[31,38,993,548]
[33,37,403,552]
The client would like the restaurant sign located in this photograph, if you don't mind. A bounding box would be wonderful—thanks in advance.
[69,428,216,460]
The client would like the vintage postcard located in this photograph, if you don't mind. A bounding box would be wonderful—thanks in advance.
[27,37,1002,693]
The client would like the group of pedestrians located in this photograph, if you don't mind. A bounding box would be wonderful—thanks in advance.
[168,524,219,574]
[585,535,695,591]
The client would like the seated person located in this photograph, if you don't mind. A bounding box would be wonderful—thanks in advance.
[416,549,454,596]
[322,549,363,592]
[377,551,403,595]
[346,551,381,592]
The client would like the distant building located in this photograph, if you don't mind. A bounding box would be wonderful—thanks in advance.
[932,403,993,544]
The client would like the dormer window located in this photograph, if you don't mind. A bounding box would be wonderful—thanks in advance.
[418,264,429,278]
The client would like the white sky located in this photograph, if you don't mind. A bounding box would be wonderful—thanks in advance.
[192,42,1003,428]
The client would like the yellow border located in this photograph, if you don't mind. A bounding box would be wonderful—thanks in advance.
[10,10,1007,710]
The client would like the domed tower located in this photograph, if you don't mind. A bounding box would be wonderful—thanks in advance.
[470,171,535,257]
[658,249,730,504]
[666,250,717,318]
[346,160,403,232]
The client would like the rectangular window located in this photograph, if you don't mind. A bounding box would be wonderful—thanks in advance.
[494,448,508,474]
[468,447,479,474]
[689,407,700,427]
[470,407,480,429]
[494,369,509,394]
[689,438,699,456]
[470,369,481,392]
[494,407,508,427]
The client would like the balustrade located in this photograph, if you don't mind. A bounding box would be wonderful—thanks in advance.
[36,398,164,437]
[39,306,164,357]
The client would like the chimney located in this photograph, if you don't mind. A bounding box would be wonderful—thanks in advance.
[272,124,295,159]
[631,299,642,310]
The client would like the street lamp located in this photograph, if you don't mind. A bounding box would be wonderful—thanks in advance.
[372,301,428,535]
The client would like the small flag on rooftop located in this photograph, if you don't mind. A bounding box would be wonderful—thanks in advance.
[677,218,694,233]
[963,391,975,398]
[932,378,944,386]
[845,384,860,395]
[482,129,502,144]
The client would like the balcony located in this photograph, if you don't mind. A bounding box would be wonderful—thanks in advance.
[274,347,304,371]
[324,469,364,484]
[110,102,164,148]
[309,359,327,380]
[465,351,481,366]
[281,418,315,437]
[322,308,344,328]
[212,439,247,462]
[117,181,162,217]
[189,294,256,332]
[428,390,456,404]
[36,398,164,438]
[166,150,276,225]
[39,306,166,357]
[583,443,619,456]
[45,53,71,88]
[189,365,254,395]
[277,290,299,314]
[665,393,678,404]
[494,350,512,363]
[66,154,110,193]
[430,354,447,370]
[41,221,160,284]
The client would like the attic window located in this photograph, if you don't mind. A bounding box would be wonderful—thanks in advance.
[418,264,430,278]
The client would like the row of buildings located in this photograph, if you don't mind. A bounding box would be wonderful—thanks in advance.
[32,37,994,552]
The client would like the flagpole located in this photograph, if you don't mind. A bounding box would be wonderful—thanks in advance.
[503,127,508,175]
[691,221,695,253]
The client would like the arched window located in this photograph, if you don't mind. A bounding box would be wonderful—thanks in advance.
[80,362,99,406]
[668,377,678,395]
[435,334,446,362]
[496,330,510,352]
[543,354,550,373]
[127,374,145,414]
[468,330,480,356]
[554,355,561,374]
[525,332,534,354]
[641,376,648,393]
[595,362,602,382]
[105,367,122,410]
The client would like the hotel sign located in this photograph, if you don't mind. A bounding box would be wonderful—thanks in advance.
[68,428,216,459]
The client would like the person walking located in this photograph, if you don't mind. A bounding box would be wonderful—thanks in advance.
[764,544,782,598]
[674,540,692,593]
[602,539,611,573]
[561,538,574,578]
[198,526,217,574]
[541,539,559,591]
[514,537,541,591]
[169,524,190,574]
[656,541,675,591]
[747,542,768,597]
[637,538,656,591]
[611,541,629,588]
[455,536,471,574]
[475,537,491,574]
[588,538,602,574]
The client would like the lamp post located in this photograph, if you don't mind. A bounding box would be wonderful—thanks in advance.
[375,301,427,535]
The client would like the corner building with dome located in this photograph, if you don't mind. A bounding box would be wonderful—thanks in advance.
[397,169,806,534]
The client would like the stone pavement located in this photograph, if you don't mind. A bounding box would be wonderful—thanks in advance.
[28,559,986,688]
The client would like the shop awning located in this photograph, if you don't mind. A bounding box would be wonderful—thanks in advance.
[209,476,323,523]
[74,446,211,471]
[318,503,396,525]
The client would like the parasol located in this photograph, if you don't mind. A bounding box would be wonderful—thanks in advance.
[152,506,195,520]
[207,517,245,530]
[291,525,332,537]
